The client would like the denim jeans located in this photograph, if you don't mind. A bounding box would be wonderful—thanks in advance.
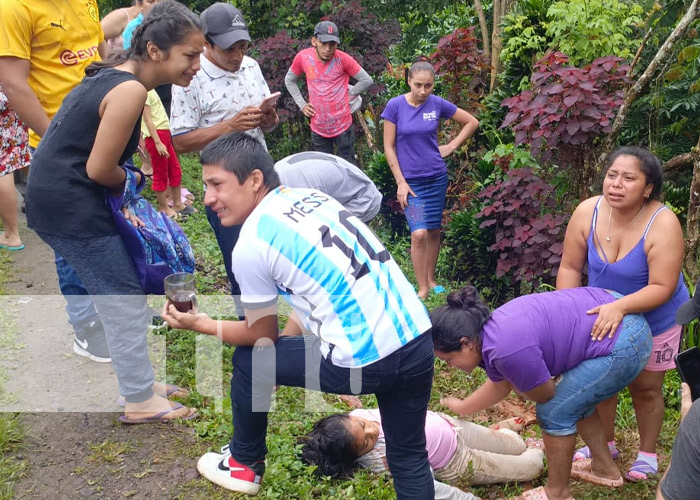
[537,312,652,436]
[37,231,155,402]
[28,146,98,331]
[310,127,356,165]
[54,252,99,329]
[205,205,244,316]
[230,332,435,500]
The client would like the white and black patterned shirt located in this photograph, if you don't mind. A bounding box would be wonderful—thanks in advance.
[170,54,271,148]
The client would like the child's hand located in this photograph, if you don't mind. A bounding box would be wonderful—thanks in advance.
[155,141,170,158]
[440,396,469,416]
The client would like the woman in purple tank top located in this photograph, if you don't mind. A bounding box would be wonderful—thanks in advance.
[557,147,688,481]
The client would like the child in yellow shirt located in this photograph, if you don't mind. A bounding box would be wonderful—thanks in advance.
[141,89,192,217]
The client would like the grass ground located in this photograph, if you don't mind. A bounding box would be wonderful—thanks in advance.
[0,251,30,500]
[0,154,683,498]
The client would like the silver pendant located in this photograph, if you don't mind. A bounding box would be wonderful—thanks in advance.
[605,237,611,242]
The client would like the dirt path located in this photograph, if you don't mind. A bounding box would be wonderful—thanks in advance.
[2,212,205,499]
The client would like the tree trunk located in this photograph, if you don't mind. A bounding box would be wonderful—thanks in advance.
[490,0,514,91]
[600,0,700,161]
[473,0,490,60]
[685,130,700,279]
[664,152,693,173]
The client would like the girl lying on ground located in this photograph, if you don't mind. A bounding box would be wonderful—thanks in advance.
[300,408,545,500]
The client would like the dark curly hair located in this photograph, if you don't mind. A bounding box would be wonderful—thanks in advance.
[430,286,491,353]
[298,413,358,479]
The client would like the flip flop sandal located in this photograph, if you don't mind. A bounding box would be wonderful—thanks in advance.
[117,402,197,424]
[625,460,657,482]
[570,459,624,487]
[517,486,550,499]
[176,205,196,217]
[573,445,619,462]
[0,243,25,251]
[432,285,447,295]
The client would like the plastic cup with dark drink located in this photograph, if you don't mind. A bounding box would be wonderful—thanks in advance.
[164,272,198,313]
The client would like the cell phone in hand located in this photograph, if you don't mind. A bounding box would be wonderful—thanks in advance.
[675,346,700,402]
[259,92,281,113]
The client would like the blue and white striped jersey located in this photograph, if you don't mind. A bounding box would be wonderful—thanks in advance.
[233,186,431,368]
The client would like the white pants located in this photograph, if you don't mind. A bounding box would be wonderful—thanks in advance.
[436,415,545,485]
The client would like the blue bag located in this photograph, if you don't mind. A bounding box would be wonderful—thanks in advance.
[107,164,196,295]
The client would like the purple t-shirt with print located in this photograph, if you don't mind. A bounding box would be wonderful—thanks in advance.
[381,94,457,179]
[480,287,623,393]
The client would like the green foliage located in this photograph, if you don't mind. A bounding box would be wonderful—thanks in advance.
[482,143,541,170]
[364,152,407,237]
[546,0,644,66]
[389,3,477,64]
[0,414,28,500]
[500,0,554,94]
[97,0,131,16]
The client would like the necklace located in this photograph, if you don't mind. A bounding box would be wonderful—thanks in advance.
[606,203,646,242]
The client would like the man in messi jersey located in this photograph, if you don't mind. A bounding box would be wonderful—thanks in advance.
[163,132,434,499]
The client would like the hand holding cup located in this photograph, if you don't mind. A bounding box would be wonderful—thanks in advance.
[164,272,198,313]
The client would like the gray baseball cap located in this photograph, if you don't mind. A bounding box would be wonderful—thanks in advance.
[201,3,251,49]
[677,278,700,325]
[314,21,340,43]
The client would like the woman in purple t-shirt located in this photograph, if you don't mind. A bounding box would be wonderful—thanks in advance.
[381,59,479,299]
[430,286,652,500]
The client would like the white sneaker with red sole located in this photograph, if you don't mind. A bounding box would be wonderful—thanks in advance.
[197,448,263,495]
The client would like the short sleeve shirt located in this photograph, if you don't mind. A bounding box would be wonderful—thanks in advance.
[289,47,360,138]
[0,0,104,148]
[274,152,381,222]
[381,94,457,179]
[480,288,622,393]
[232,186,432,368]
[141,89,169,138]
[170,54,271,149]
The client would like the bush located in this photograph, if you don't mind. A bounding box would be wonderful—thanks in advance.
[477,167,568,288]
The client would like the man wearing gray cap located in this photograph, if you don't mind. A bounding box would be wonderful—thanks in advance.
[285,20,373,164]
[170,2,278,153]
[170,2,279,315]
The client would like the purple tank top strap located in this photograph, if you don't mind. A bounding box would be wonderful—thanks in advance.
[589,196,609,263]
[642,205,667,239]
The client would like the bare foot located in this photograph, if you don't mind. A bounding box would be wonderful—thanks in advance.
[490,416,536,432]
[339,395,363,408]
[158,207,177,218]
[0,231,22,248]
[152,381,189,399]
[172,203,186,212]
[590,458,623,481]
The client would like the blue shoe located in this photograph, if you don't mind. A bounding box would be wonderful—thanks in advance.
[432,285,446,295]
